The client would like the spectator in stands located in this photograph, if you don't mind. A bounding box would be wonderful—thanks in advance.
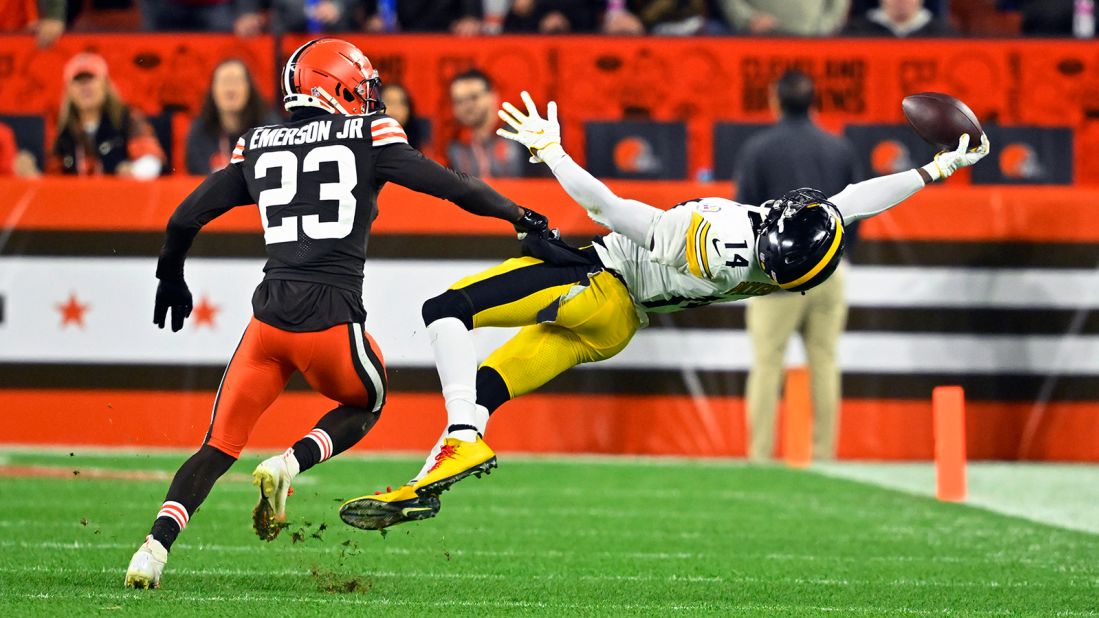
[186,59,277,175]
[502,0,603,33]
[50,52,165,179]
[843,0,956,36]
[363,0,483,35]
[0,0,65,47]
[603,1,646,33]
[735,70,861,463]
[605,0,722,34]
[446,69,526,178]
[0,121,41,178]
[139,0,237,31]
[717,0,850,35]
[380,83,427,152]
[236,0,354,33]
[1009,0,1075,36]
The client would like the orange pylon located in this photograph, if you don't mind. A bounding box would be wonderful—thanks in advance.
[933,386,967,502]
[783,367,812,468]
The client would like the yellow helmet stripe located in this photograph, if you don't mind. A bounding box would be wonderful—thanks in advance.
[777,216,844,290]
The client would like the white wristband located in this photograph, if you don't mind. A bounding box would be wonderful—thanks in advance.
[920,159,944,182]
[538,143,568,170]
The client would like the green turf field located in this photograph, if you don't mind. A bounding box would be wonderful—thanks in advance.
[0,451,1096,616]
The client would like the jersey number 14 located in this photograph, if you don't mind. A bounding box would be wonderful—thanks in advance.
[254,145,357,245]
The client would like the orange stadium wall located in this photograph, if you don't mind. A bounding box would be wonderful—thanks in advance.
[2,177,1099,462]
[1,34,1099,182]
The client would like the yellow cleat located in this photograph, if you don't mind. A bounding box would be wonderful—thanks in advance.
[413,436,497,496]
[339,485,440,530]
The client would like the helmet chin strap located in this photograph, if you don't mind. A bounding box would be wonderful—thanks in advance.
[283,86,351,115]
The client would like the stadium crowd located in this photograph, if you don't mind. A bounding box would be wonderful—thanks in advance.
[2,1,1091,40]
[0,0,1090,178]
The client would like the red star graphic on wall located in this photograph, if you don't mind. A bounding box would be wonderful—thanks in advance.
[192,296,220,328]
[57,293,90,329]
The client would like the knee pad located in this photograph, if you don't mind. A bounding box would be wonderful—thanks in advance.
[422,289,474,329]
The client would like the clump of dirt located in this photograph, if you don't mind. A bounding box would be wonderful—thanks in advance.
[310,567,370,594]
[289,520,328,544]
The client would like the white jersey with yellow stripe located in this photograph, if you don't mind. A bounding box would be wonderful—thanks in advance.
[545,150,927,322]
[593,197,780,317]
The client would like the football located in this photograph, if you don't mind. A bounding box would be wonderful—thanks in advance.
[901,92,984,150]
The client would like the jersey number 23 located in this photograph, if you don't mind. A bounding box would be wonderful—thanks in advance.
[254,145,357,245]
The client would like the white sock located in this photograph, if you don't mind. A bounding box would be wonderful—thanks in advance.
[428,317,480,441]
[472,404,490,436]
[442,384,478,441]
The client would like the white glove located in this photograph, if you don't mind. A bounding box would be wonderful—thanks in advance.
[496,91,567,169]
[921,133,991,182]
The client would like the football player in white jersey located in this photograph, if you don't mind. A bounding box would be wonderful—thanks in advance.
[339,92,990,531]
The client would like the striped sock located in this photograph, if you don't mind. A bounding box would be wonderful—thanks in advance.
[150,501,189,550]
[306,429,334,462]
[291,428,333,474]
[158,501,189,530]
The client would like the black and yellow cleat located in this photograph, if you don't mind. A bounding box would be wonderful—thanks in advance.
[339,485,441,531]
[412,436,497,497]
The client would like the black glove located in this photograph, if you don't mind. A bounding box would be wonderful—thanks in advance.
[514,207,558,240]
[154,278,193,332]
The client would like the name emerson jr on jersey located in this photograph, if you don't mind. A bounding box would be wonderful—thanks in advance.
[248,116,376,148]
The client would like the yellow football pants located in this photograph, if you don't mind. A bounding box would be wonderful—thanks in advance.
[448,256,640,399]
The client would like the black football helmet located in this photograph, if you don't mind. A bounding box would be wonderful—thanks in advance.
[755,188,845,293]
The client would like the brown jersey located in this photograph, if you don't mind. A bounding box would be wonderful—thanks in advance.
[157,108,523,331]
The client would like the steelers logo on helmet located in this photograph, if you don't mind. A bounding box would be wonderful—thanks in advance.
[282,38,383,116]
[755,188,845,293]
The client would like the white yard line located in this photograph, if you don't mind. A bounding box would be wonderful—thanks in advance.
[0,539,1087,569]
[2,565,1094,590]
[9,591,1098,616]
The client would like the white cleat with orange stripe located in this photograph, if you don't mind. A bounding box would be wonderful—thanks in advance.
[123,535,168,589]
[251,449,298,541]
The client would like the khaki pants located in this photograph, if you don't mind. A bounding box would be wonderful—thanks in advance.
[745,262,848,462]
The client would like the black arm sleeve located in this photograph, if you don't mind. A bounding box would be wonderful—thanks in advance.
[156,163,253,280]
[374,143,523,223]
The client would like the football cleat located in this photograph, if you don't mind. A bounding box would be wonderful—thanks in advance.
[251,450,296,541]
[412,436,497,496]
[123,535,167,589]
[339,485,441,530]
